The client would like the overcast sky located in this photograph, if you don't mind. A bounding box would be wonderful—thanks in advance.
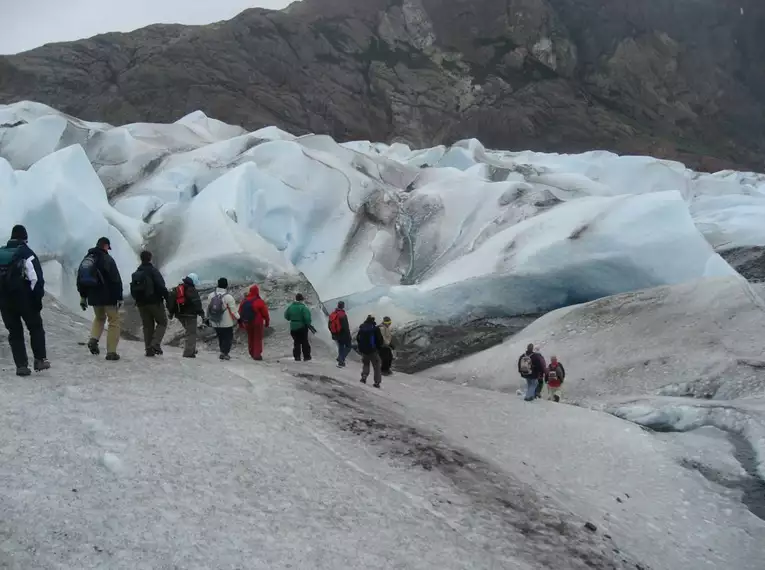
[0,0,294,54]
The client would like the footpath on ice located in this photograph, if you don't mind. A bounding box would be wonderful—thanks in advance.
[1,302,764,570]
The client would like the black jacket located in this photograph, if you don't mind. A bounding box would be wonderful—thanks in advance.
[168,277,204,319]
[78,247,123,306]
[356,319,385,355]
[133,262,168,306]
[0,239,44,309]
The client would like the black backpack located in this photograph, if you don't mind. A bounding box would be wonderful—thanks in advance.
[77,253,102,289]
[130,268,155,302]
[0,246,27,297]
[357,323,378,353]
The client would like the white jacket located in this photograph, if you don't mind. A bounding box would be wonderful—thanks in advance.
[206,288,240,328]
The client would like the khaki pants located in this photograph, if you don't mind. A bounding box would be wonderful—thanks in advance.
[138,303,168,351]
[179,317,198,357]
[91,305,121,354]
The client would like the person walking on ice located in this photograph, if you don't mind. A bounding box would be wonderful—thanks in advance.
[167,273,204,358]
[206,278,240,361]
[357,315,385,388]
[328,301,352,368]
[518,343,546,402]
[239,284,270,361]
[378,316,395,375]
[130,250,168,357]
[77,237,124,361]
[546,355,566,402]
[284,293,312,362]
[0,224,50,376]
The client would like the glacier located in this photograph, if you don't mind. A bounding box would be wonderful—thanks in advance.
[1,100,759,324]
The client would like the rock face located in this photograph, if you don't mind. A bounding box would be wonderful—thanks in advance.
[1,0,764,171]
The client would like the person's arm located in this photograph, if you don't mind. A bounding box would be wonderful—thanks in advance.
[227,295,240,321]
[153,267,168,300]
[105,256,123,302]
[258,300,270,327]
[284,306,291,321]
[559,364,566,382]
[375,327,385,349]
[302,305,312,326]
[341,315,351,337]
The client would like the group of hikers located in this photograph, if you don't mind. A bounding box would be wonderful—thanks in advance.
[0,227,397,388]
[518,343,565,402]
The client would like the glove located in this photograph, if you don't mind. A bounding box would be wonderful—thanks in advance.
[237,318,243,326]
[80,297,88,311]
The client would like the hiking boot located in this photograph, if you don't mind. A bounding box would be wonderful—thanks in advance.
[553,395,561,403]
[87,338,100,355]
[252,356,263,361]
[219,354,231,361]
[153,346,164,356]
[373,383,381,389]
[105,353,121,361]
[183,354,196,359]
[145,348,156,357]
[381,370,392,376]
[303,357,312,362]
[16,366,31,377]
[337,361,346,368]
[360,377,367,384]
[33,359,51,372]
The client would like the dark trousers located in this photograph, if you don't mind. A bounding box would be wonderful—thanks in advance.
[290,327,311,360]
[215,327,234,355]
[379,346,393,372]
[138,303,167,351]
[1,303,46,367]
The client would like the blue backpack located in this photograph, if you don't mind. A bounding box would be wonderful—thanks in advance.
[77,253,102,288]
[240,299,256,324]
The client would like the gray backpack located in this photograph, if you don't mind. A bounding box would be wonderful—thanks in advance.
[208,293,226,322]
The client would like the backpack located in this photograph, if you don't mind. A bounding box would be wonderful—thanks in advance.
[0,246,26,296]
[208,293,226,322]
[240,299,256,324]
[167,284,186,316]
[77,253,101,289]
[519,354,534,376]
[357,324,377,353]
[328,310,344,335]
[130,268,155,302]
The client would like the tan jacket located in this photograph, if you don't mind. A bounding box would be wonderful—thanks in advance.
[379,323,393,347]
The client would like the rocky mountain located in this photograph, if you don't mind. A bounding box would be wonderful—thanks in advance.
[1,0,764,171]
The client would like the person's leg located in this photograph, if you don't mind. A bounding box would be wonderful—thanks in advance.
[183,318,197,357]
[90,305,106,342]
[335,340,342,363]
[524,378,537,401]
[534,378,544,399]
[21,307,46,362]
[290,330,301,360]
[252,321,264,359]
[1,305,28,368]
[221,327,234,356]
[300,327,311,360]
[214,327,225,354]
[151,303,168,352]
[360,354,370,383]
[105,306,121,355]
[372,352,383,387]
[138,306,154,350]
[380,347,392,373]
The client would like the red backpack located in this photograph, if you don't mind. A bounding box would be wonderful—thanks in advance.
[328,309,345,334]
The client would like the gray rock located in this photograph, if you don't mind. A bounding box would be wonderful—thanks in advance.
[1,0,764,171]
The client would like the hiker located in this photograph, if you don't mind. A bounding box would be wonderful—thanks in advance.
[77,237,123,361]
[518,343,546,402]
[284,293,312,361]
[239,284,270,360]
[167,273,204,358]
[546,355,566,402]
[378,316,395,375]
[0,224,49,376]
[328,301,352,367]
[357,315,384,388]
[205,278,240,361]
[130,250,169,357]
[533,345,548,399]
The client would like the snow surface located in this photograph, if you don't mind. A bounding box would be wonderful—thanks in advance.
[0,101,759,323]
[1,301,763,569]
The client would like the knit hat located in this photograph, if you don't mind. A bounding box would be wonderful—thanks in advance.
[382,316,392,324]
[187,273,200,286]
[96,236,111,249]
[296,293,304,301]
[10,224,28,241]
[217,277,228,289]
[337,301,345,309]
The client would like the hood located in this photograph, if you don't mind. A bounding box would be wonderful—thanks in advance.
[247,284,260,298]
[6,239,26,248]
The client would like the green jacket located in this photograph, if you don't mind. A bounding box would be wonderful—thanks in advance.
[284,302,312,331]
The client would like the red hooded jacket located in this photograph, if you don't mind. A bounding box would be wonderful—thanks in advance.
[239,284,270,327]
